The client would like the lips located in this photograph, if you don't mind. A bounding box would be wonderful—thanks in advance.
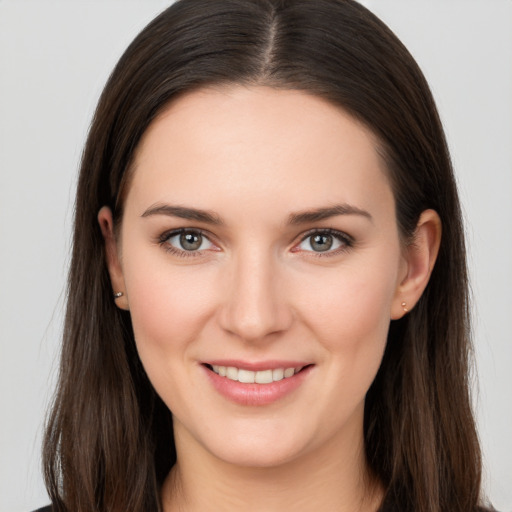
[202,361,313,406]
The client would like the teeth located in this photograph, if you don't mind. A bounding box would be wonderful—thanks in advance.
[210,365,303,383]
[255,369,272,384]
[272,368,284,381]
[226,366,238,380]
[284,368,295,378]
[238,369,255,383]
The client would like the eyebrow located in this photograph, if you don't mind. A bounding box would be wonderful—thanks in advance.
[141,204,224,225]
[287,204,373,225]
[141,202,372,225]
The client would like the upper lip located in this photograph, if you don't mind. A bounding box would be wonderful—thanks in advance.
[202,360,312,371]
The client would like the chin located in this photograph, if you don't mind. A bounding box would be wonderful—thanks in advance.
[208,437,307,469]
[176,414,315,469]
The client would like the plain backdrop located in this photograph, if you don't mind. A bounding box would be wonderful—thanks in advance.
[0,1,511,511]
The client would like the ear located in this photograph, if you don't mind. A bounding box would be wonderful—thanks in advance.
[391,209,442,319]
[98,206,129,310]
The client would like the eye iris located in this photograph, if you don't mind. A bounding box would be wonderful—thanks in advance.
[310,234,333,252]
[180,232,202,250]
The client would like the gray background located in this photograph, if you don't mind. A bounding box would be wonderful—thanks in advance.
[1,1,510,511]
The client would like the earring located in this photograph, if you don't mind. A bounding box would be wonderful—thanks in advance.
[113,291,124,299]
[401,301,409,313]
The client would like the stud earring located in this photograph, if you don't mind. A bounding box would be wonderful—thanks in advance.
[113,291,124,299]
[401,301,409,313]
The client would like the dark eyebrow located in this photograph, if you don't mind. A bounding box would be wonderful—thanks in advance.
[141,203,372,226]
[141,204,224,225]
[287,204,373,225]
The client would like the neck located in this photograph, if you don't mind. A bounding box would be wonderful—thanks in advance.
[161,420,383,512]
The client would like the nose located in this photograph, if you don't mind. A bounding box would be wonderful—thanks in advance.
[218,250,293,342]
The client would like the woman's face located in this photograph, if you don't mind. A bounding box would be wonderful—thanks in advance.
[106,86,411,468]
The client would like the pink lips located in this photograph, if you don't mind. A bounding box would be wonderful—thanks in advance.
[201,360,313,406]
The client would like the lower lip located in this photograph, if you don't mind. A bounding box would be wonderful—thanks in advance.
[202,365,313,406]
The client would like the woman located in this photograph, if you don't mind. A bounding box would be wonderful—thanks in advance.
[36,0,492,511]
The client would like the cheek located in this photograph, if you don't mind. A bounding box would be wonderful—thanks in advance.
[292,251,399,390]
[298,261,397,341]
[121,251,223,416]
[290,259,397,424]
[121,248,217,366]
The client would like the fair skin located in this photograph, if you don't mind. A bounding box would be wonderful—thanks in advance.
[99,86,441,512]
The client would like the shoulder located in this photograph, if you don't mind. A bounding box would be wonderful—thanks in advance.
[31,507,52,512]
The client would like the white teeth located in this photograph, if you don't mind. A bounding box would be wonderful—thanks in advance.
[272,368,284,381]
[255,369,273,384]
[238,369,255,383]
[226,366,238,380]
[210,365,303,383]
[284,367,295,378]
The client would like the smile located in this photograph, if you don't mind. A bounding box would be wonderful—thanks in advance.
[202,362,314,406]
[209,365,303,384]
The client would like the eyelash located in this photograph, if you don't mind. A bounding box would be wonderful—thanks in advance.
[157,228,354,259]
[294,228,354,257]
[158,229,215,258]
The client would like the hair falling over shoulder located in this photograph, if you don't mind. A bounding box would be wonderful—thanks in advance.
[43,1,490,511]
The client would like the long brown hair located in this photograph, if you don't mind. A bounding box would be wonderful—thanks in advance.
[43,1,485,511]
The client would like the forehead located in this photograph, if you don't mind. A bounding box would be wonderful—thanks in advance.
[126,85,393,222]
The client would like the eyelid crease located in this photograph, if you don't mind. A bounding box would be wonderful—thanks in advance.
[157,227,214,242]
[298,227,354,242]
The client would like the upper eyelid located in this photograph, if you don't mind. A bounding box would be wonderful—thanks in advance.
[296,227,353,244]
[157,228,218,254]
[291,228,354,256]
[159,227,215,242]
[157,227,353,251]
[158,228,218,258]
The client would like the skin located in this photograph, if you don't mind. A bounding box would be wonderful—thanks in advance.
[99,86,441,512]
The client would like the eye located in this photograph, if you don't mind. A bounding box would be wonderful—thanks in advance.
[160,229,216,254]
[295,229,352,254]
